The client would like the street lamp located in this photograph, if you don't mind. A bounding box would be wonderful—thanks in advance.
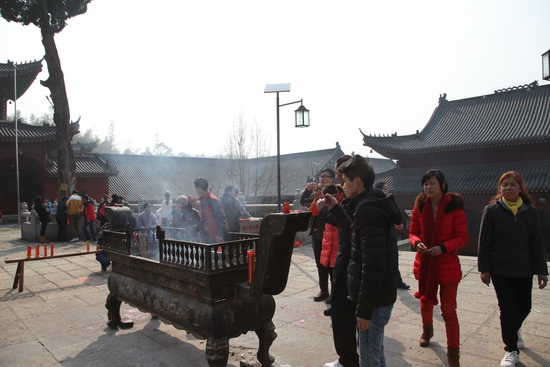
[13,63,21,225]
[264,83,310,212]
[543,49,550,81]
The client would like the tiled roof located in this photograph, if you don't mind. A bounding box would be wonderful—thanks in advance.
[362,83,550,158]
[0,60,44,100]
[46,155,117,177]
[0,122,57,143]
[0,121,80,143]
[375,159,550,196]
[102,146,396,202]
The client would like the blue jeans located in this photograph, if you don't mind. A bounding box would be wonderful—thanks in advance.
[358,303,393,367]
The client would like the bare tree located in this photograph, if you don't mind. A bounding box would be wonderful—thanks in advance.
[223,115,272,198]
[1,0,93,198]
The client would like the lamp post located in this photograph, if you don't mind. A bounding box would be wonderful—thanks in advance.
[264,83,310,212]
[14,63,21,225]
[543,49,550,81]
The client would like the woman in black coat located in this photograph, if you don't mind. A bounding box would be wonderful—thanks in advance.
[478,171,548,367]
[56,197,68,241]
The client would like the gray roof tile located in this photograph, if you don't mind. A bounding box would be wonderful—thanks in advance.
[375,159,550,196]
[363,83,550,157]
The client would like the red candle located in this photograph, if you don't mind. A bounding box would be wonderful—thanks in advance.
[96,245,100,251]
[247,249,255,285]
[27,245,31,258]
[35,245,39,258]
[44,244,48,257]
[86,242,90,252]
[50,243,54,256]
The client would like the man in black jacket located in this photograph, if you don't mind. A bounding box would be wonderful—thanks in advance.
[317,155,358,367]
[322,155,398,367]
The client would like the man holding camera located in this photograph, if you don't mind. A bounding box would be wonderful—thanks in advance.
[301,168,336,302]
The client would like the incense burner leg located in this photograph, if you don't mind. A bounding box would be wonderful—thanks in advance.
[105,292,134,330]
[205,336,229,367]
[256,320,277,366]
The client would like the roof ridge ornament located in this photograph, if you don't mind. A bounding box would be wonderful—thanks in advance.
[439,93,447,104]
[494,80,538,94]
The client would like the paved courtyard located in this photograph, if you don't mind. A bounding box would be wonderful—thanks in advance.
[0,223,549,366]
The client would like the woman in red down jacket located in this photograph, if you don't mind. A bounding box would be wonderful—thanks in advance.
[310,184,344,303]
[408,169,468,367]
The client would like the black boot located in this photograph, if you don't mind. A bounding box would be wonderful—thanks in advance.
[314,281,329,302]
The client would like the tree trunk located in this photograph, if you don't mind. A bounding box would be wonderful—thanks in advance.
[38,3,76,199]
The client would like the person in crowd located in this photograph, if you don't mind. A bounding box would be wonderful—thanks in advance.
[170,195,202,242]
[408,169,467,367]
[136,202,158,258]
[43,196,52,222]
[194,177,227,243]
[320,155,399,367]
[221,185,250,241]
[81,194,97,242]
[316,155,359,367]
[311,184,344,306]
[66,190,83,242]
[301,168,336,302]
[109,193,120,207]
[478,171,548,367]
[136,202,158,229]
[158,191,173,227]
[56,196,68,241]
[34,196,49,243]
[97,194,109,228]
[374,181,410,290]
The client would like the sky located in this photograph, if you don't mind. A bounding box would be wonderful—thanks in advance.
[1,0,549,158]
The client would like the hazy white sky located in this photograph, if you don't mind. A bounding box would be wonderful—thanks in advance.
[2,0,549,157]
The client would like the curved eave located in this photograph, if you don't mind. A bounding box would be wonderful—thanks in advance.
[363,136,550,158]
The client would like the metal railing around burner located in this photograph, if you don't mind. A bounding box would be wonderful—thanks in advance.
[159,236,257,272]
[102,228,258,273]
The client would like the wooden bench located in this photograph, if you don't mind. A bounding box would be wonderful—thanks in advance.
[5,247,105,292]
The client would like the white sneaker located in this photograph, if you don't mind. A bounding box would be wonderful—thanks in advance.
[517,330,525,349]
[70,237,79,242]
[324,360,344,367]
[500,351,519,367]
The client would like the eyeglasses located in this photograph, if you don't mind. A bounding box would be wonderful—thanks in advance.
[320,175,333,179]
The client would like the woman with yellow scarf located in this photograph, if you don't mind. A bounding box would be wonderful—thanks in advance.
[478,171,548,367]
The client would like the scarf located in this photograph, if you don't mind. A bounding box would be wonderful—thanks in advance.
[502,196,523,216]
[415,194,451,306]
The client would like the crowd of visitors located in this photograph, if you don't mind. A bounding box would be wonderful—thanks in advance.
[26,165,547,367]
[301,155,547,367]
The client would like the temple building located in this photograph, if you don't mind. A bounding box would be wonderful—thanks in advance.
[0,59,43,121]
[364,81,550,256]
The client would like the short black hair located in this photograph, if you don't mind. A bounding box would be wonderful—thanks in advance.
[335,155,352,169]
[194,177,209,191]
[320,168,335,179]
[224,185,235,194]
[374,181,386,190]
[421,169,448,193]
[339,155,375,189]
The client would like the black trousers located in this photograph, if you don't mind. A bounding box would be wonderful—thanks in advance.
[313,236,329,289]
[330,274,359,367]
[57,221,67,241]
[491,273,533,354]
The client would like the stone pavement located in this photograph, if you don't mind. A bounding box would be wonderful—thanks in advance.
[0,223,549,367]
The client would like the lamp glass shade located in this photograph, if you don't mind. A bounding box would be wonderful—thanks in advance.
[543,50,550,81]
[295,105,310,127]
